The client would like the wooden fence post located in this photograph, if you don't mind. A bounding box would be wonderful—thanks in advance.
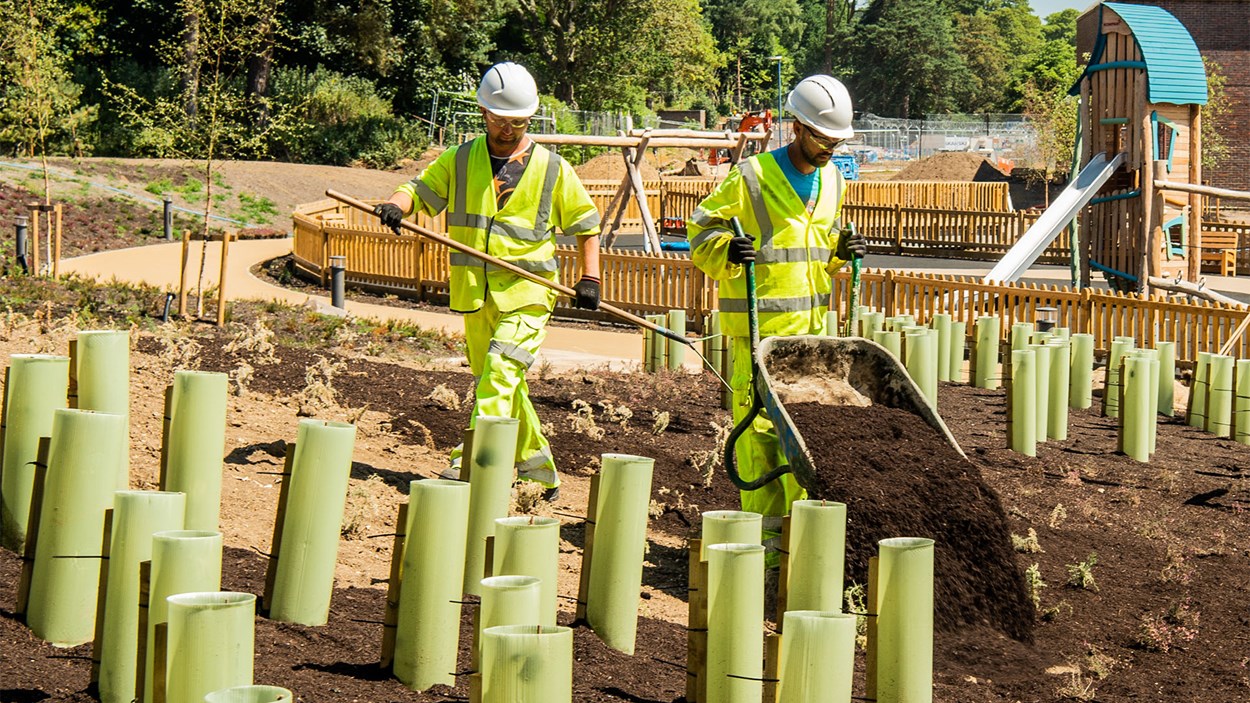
[893,203,903,255]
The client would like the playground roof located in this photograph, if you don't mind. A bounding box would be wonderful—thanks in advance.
[1070,2,1205,105]
[1102,2,1208,105]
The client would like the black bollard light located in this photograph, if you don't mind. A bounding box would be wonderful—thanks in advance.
[14,216,29,273]
[329,255,346,309]
[163,195,174,241]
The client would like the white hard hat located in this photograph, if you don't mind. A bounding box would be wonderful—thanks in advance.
[785,75,854,140]
[477,62,539,118]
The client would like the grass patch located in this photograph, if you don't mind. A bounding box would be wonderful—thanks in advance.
[238,192,279,224]
[145,177,173,196]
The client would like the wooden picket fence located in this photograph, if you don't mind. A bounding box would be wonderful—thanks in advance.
[845,204,1061,263]
[845,181,1012,211]
[832,269,1250,365]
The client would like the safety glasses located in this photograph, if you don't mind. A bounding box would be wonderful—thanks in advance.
[801,124,842,150]
[484,113,531,130]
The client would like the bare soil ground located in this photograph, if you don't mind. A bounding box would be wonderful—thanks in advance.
[2,273,1250,702]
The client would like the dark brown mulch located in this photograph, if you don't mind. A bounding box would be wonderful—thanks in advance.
[786,402,1033,642]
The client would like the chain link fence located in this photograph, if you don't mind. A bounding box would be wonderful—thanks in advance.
[846,113,1038,165]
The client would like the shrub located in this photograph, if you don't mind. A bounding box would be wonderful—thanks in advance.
[1066,553,1099,592]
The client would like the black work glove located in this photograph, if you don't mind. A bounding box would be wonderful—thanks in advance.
[726,236,756,265]
[574,276,601,310]
[836,227,868,260]
[373,202,404,232]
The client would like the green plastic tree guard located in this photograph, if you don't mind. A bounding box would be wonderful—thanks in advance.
[948,321,966,383]
[493,516,561,627]
[1046,339,1070,441]
[26,409,128,646]
[776,611,856,703]
[144,530,224,703]
[1156,341,1176,417]
[394,479,471,690]
[1234,360,1250,446]
[1103,338,1134,418]
[1069,334,1095,409]
[481,625,572,703]
[267,420,357,625]
[164,592,256,703]
[904,330,938,409]
[973,317,1001,390]
[865,311,885,337]
[75,330,131,489]
[706,543,765,703]
[1009,350,1036,457]
[163,370,229,531]
[875,537,934,703]
[1029,344,1050,442]
[1206,354,1235,437]
[932,314,952,382]
[0,353,69,552]
[1010,322,1033,352]
[586,453,654,654]
[873,330,901,360]
[463,415,520,595]
[98,491,187,703]
[700,510,762,560]
[707,311,724,374]
[668,310,687,370]
[204,685,293,703]
[1120,356,1152,461]
[1189,352,1212,428]
[476,575,542,669]
[785,501,846,614]
[649,315,667,372]
[825,310,840,338]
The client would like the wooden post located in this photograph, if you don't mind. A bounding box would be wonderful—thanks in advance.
[686,538,707,703]
[90,508,115,685]
[774,516,791,628]
[53,203,62,278]
[1149,161,1167,283]
[1136,76,1152,294]
[763,632,781,703]
[29,204,40,277]
[159,384,173,488]
[261,443,296,614]
[135,561,152,703]
[1188,104,1202,282]
[216,232,231,326]
[1079,79,1093,288]
[178,230,190,318]
[865,555,879,700]
[623,134,661,252]
[380,502,408,669]
[574,473,601,623]
[600,171,634,249]
[16,437,50,616]
[729,133,749,164]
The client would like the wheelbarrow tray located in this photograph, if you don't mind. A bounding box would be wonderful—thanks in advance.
[755,335,965,493]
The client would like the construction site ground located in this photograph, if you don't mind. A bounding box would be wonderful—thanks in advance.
[3,156,1250,701]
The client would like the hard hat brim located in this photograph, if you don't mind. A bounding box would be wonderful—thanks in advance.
[479,100,539,119]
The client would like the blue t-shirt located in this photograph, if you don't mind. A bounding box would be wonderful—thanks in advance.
[770,146,820,213]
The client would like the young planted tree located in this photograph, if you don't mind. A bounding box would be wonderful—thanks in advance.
[107,0,282,319]
[0,0,95,274]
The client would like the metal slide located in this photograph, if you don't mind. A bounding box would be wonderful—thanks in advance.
[984,151,1126,283]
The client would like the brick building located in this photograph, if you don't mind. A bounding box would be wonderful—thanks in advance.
[1078,0,1249,192]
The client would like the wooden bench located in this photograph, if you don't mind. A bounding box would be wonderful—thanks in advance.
[1199,230,1239,277]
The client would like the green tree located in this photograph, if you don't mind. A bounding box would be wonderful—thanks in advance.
[1201,58,1230,174]
[704,0,804,109]
[853,0,968,117]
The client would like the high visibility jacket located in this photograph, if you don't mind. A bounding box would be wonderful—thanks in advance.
[687,152,849,337]
[396,137,601,313]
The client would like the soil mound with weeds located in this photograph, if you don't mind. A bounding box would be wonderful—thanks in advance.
[891,152,1009,182]
[787,402,1034,641]
[575,152,662,181]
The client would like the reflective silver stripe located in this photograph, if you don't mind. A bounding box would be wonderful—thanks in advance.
[756,247,830,264]
[449,252,558,273]
[565,210,601,235]
[691,226,732,250]
[517,446,554,472]
[448,212,492,229]
[532,153,563,236]
[413,180,448,213]
[738,161,774,246]
[689,207,716,227]
[719,294,831,313]
[492,220,548,243]
[488,340,537,368]
[452,139,473,218]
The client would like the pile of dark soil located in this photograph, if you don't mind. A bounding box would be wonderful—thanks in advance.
[891,152,1009,182]
[786,402,1033,641]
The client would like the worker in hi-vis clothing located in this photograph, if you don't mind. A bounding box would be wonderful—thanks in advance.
[687,75,867,563]
[374,62,602,503]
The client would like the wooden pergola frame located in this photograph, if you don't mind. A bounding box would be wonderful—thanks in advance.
[531,128,770,251]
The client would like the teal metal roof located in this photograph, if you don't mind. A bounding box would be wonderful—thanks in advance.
[1104,2,1207,105]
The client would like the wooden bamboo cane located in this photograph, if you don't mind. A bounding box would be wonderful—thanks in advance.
[325,189,691,345]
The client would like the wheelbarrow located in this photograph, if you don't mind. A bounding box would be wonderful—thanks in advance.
[722,218,963,495]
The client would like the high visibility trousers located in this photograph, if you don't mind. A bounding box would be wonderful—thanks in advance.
[449,298,558,487]
[730,336,807,560]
